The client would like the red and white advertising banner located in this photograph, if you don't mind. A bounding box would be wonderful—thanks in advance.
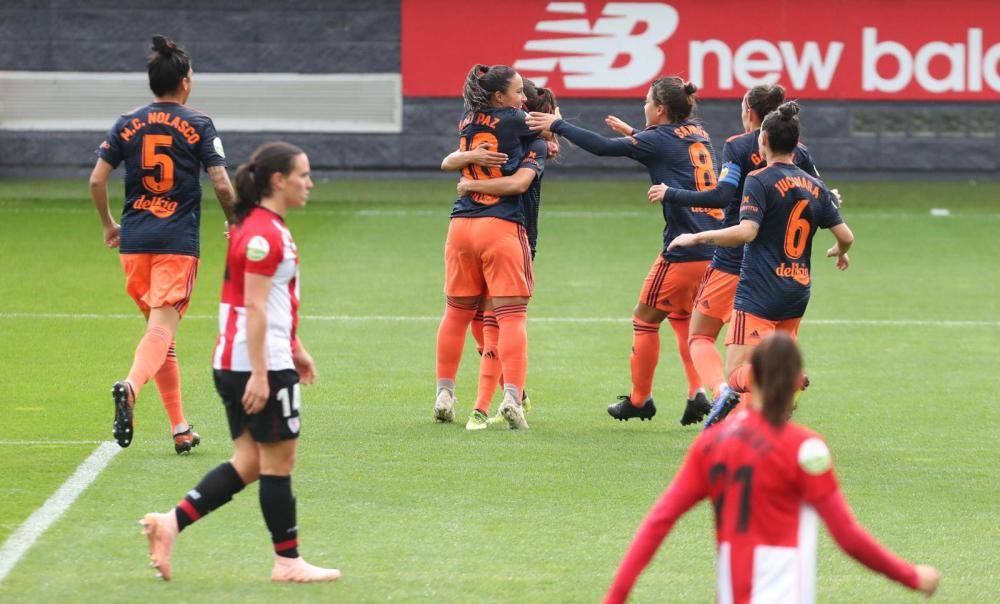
[402,0,1000,100]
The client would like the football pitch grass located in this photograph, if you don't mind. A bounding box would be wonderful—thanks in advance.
[0,177,998,602]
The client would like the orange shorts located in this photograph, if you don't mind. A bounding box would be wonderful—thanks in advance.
[444,217,533,298]
[120,253,199,317]
[638,257,710,318]
[725,309,801,347]
[693,267,740,323]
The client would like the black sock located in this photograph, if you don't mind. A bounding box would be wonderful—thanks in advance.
[174,462,245,532]
[259,474,299,558]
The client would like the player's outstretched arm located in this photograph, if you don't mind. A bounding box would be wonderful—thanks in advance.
[528,113,638,158]
[668,220,759,251]
[440,142,508,172]
[207,165,236,221]
[651,182,735,208]
[814,488,938,596]
[88,158,119,248]
[457,168,535,197]
[825,223,854,271]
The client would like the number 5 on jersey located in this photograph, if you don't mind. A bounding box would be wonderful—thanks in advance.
[142,134,175,194]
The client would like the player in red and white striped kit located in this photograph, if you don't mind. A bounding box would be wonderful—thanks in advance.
[605,333,939,603]
[142,142,340,584]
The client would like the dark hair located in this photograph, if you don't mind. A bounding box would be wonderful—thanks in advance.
[751,332,803,426]
[232,142,306,224]
[523,78,557,113]
[745,84,786,120]
[650,76,698,123]
[148,35,191,97]
[463,64,519,111]
[760,101,801,154]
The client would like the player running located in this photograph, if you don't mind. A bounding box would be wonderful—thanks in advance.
[527,77,723,425]
[89,35,234,453]
[445,79,558,430]
[647,84,826,426]
[434,64,538,430]
[605,333,941,603]
[142,142,340,583]
[669,102,854,427]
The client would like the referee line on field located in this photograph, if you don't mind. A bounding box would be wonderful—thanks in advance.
[0,441,120,584]
[0,311,997,327]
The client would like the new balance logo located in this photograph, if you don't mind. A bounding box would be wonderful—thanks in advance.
[513,2,679,90]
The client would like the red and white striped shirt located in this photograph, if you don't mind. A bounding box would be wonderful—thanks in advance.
[213,207,299,372]
[606,408,919,604]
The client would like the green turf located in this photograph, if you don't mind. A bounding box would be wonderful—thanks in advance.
[1,178,998,603]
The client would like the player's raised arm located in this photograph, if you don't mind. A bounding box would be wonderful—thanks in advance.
[529,113,645,158]
[207,165,236,221]
[88,158,120,248]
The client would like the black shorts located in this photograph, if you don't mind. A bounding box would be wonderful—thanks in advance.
[213,369,301,443]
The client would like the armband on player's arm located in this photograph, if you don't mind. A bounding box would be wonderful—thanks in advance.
[461,168,535,196]
[207,165,236,221]
[665,182,737,208]
[813,488,920,590]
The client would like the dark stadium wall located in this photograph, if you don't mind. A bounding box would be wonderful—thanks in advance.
[0,1,997,177]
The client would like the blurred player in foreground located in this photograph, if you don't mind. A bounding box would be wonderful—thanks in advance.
[605,333,940,603]
[141,143,339,583]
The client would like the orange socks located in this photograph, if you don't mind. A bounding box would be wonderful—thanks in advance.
[668,316,702,398]
[689,334,725,396]
[474,312,500,414]
[494,304,527,401]
[436,298,478,388]
[728,363,752,393]
[629,318,660,405]
[154,341,187,432]
[471,310,485,354]
[127,325,172,400]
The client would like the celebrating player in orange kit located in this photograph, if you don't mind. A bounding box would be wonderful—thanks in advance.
[605,333,941,604]
[89,35,234,453]
[669,102,854,428]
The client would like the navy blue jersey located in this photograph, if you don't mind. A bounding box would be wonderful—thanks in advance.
[551,119,723,262]
[733,163,843,321]
[667,130,818,275]
[97,101,226,257]
[520,138,548,258]
[450,107,537,224]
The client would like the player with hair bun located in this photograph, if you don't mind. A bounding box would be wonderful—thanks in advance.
[89,34,235,453]
[528,76,723,426]
[433,64,539,430]
[141,142,340,583]
[648,84,833,428]
[449,77,558,429]
[605,333,941,604]
[669,102,854,427]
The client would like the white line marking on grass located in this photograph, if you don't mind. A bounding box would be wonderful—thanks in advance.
[1,311,998,327]
[0,440,103,446]
[0,441,120,583]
